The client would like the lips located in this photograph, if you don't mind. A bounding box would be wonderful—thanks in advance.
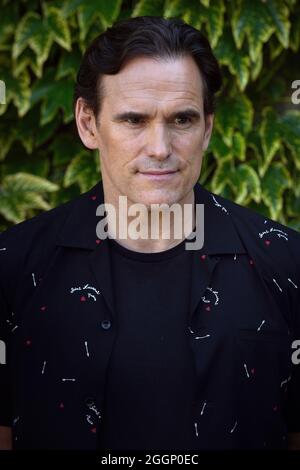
[139,170,177,175]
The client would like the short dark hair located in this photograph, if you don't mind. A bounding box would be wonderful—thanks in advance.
[74,16,222,121]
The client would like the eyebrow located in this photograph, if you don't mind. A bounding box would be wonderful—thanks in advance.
[112,108,201,122]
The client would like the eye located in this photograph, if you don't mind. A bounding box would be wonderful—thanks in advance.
[174,116,192,127]
[126,117,144,126]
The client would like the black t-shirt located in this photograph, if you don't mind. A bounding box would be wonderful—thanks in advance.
[97,236,198,451]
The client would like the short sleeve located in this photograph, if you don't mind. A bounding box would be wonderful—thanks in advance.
[285,310,300,432]
[0,285,12,427]
[285,231,300,433]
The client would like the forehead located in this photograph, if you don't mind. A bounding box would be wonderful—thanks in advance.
[100,55,204,109]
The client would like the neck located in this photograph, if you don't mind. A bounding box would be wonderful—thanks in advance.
[102,187,196,253]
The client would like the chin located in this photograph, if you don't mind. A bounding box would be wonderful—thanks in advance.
[137,190,181,208]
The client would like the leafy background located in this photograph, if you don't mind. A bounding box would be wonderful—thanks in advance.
[0,0,300,232]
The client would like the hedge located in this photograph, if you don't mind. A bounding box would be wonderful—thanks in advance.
[0,0,300,231]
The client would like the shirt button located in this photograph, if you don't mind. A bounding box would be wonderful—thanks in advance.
[101,319,111,330]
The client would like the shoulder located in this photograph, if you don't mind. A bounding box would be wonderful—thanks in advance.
[212,191,300,276]
[0,189,88,301]
[217,191,300,238]
[0,195,76,255]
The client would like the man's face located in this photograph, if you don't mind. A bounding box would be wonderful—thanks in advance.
[77,55,214,207]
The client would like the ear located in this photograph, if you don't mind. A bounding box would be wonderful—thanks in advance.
[202,113,214,152]
[75,97,98,150]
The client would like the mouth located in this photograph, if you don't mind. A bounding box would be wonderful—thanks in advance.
[137,170,179,180]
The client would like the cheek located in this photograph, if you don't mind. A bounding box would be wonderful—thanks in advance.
[99,132,126,164]
[109,129,142,155]
[174,138,203,165]
[173,130,204,151]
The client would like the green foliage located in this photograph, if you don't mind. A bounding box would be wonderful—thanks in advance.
[0,0,299,231]
[0,172,58,224]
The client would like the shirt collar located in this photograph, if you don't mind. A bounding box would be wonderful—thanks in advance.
[56,179,247,255]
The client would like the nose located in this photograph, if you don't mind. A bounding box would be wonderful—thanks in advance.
[146,123,172,161]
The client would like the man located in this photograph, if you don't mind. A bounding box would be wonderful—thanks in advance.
[0,15,300,451]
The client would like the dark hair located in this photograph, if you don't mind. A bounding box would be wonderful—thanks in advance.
[74,16,222,121]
